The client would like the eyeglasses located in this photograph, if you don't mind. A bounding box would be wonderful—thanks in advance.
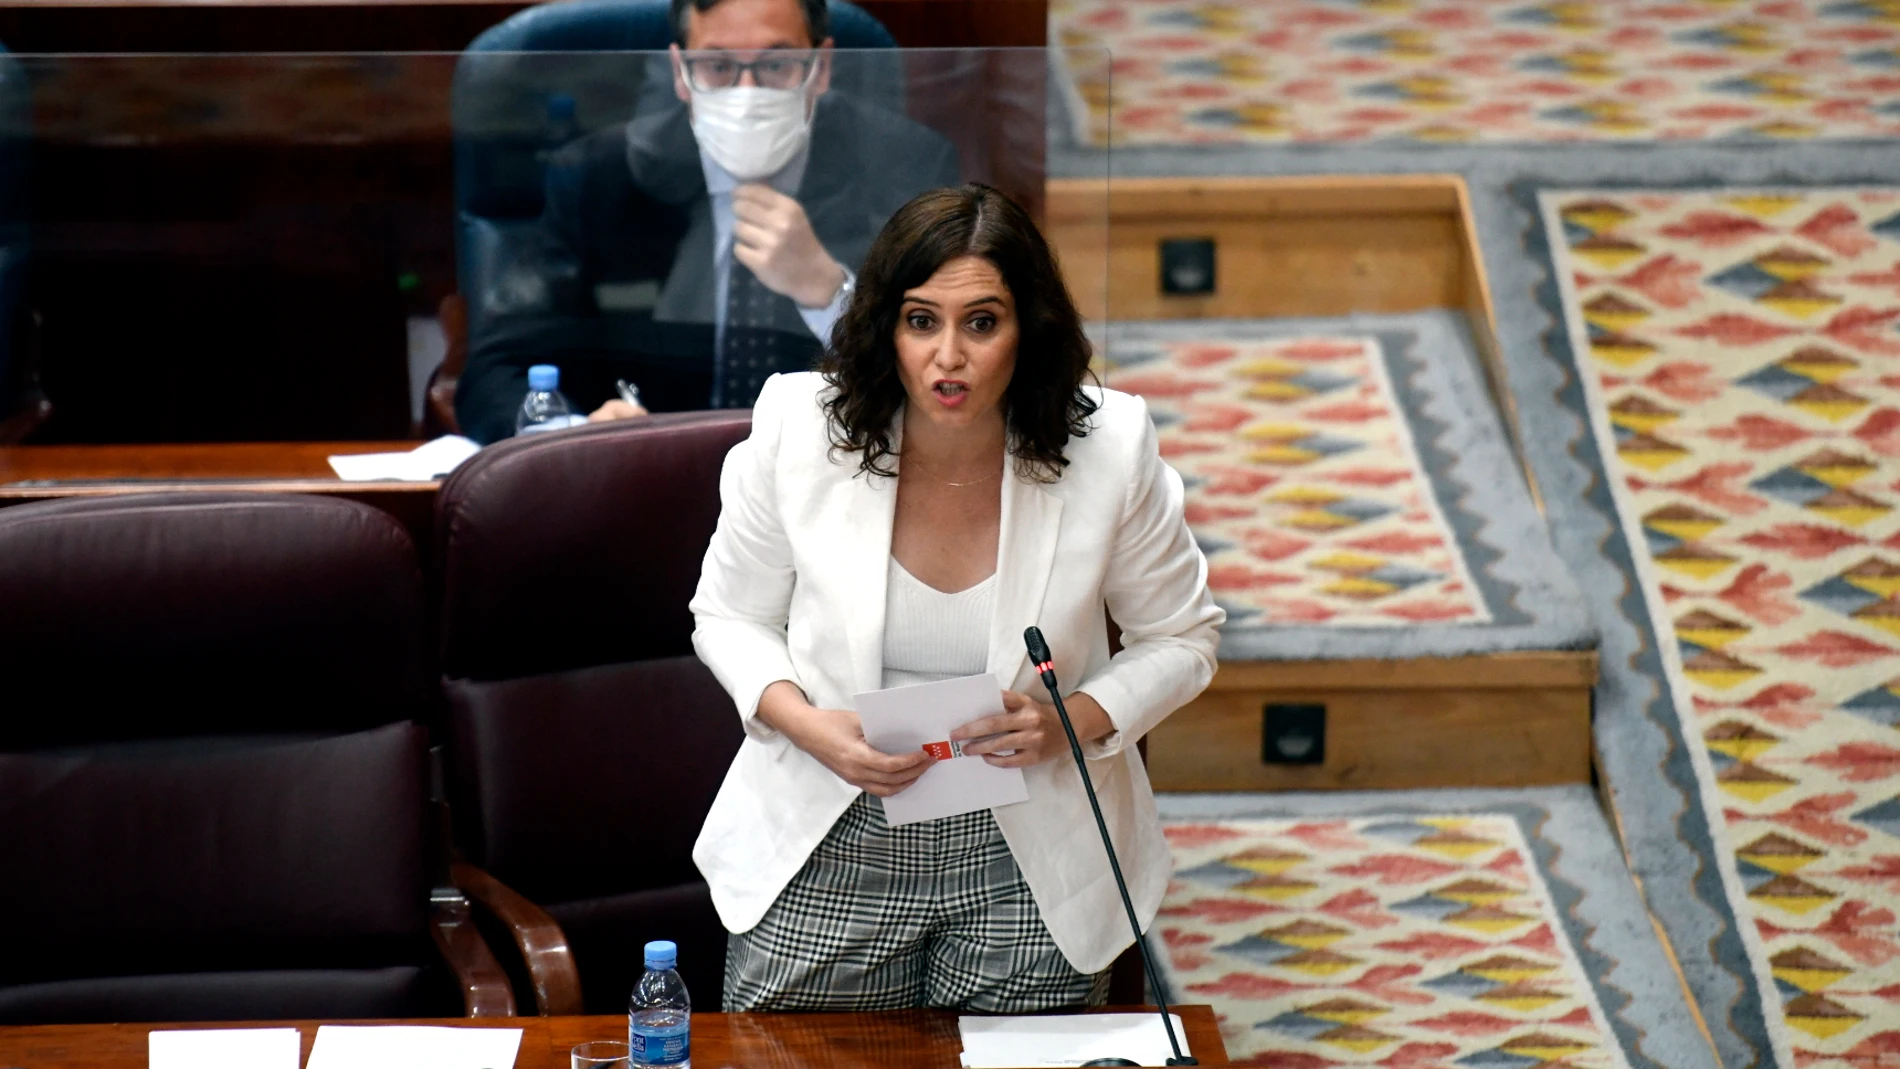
[682,50,818,91]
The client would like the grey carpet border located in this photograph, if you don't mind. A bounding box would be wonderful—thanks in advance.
[1052,129,1900,1069]
[1154,786,1721,1069]
[1103,312,1594,660]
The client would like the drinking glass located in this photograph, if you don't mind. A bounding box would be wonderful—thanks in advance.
[572,1040,631,1069]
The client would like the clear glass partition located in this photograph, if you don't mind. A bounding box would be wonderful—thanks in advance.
[0,47,1107,446]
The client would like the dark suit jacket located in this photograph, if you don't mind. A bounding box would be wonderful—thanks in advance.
[456,93,961,444]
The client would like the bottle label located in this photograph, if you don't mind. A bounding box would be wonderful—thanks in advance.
[629,1022,689,1066]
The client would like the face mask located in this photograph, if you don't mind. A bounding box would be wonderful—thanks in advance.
[688,83,812,182]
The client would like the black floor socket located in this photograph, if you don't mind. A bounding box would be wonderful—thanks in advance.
[1159,237,1216,295]
[1262,703,1326,765]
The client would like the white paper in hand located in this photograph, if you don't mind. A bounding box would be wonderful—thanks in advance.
[304,1024,522,1069]
[149,1027,301,1069]
[958,1014,1188,1067]
[855,672,1028,826]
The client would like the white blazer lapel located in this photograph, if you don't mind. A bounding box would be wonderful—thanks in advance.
[838,465,898,702]
[987,466,1064,690]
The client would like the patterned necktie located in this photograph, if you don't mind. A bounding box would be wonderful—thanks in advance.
[717,260,820,408]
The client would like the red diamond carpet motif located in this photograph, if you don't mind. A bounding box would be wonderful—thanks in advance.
[1159,817,1628,1068]
[1543,186,1900,1067]
[1054,0,1900,146]
[1114,335,1488,629]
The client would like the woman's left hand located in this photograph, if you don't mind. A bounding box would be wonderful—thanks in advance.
[951,690,1112,768]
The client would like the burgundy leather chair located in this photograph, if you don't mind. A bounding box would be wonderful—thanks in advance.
[0,493,512,1023]
[435,412,752,1014]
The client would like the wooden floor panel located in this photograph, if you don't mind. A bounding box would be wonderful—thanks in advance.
[1147,652,1596,792]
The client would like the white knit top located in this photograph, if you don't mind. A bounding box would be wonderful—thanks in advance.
[880,557,997,690]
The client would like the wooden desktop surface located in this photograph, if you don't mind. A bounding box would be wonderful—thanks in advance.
[0,1007,1228,1068]
[0,440,421,489]
[0,440,439,540]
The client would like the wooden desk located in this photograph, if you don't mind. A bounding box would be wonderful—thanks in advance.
[0,1008,1228,1068]
[0,440,438,542]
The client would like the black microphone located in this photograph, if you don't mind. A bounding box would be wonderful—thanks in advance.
[1023,626,1196,1067]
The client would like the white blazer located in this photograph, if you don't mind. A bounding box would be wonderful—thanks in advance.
[689,371,1223,972]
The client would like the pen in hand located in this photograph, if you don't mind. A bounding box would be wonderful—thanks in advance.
[588,379,647,422]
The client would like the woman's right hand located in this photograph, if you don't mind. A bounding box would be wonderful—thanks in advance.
[756,681,932,797]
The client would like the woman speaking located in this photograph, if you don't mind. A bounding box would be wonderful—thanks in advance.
[690,183,1223,1012]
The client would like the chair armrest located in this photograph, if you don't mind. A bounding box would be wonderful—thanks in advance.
[429,885,518,1017]
[452,860,585,1016]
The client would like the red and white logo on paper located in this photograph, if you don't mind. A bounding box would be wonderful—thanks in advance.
[922,739,965,761]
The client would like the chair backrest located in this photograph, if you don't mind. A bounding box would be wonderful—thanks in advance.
[444,655,738,906]
[435,410,753,680]
[0,493,449,1023]
[0,724,437,1022]
[0,493,432,748]
[435,413,752,1008]
[435,412,750,879]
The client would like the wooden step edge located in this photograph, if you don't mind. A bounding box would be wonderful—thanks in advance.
[1206,650,1599,691]
[1045,174,1470,222]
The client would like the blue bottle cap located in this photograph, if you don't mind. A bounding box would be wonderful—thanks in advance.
[644,940,677,969]
[527,364,559,391]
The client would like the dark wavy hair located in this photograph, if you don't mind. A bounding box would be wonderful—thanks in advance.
[820,183,1098,482]
[671,0,827,45]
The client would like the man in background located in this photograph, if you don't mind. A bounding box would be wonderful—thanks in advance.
[456,0,961,443]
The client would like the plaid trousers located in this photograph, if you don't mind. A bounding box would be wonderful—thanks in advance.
[722,793,1112,1012]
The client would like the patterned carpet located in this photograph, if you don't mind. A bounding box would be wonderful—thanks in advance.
[1104,315,1591,660]
[1116,333,1487,628]
[1538,186,1900,1069]
[1053,0,1900,147]
[1153,789,1717,1069]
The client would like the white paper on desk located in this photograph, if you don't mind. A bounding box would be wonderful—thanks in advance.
[855,672,1028,827]
[958,1014,1188,1068]
[304,1025,522,1069]
[328,435,481,482]
[148,1027,301,1069]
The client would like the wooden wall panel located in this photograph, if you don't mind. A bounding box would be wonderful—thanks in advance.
[1146,654,1597,793]
[0,0,1045,52]
[1208,651,1597,692]
[1453,178,1543,513]
[1046,173,1551,511]
[1046,175,1472,323]
[0,0,1046,445]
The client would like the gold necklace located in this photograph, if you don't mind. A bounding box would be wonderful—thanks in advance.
[902,452,1003,487]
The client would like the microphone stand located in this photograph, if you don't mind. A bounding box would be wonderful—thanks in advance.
[1024,626,1196,1066]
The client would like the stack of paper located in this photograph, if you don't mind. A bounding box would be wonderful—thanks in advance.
[957,1014,1188,1068]
[328,435,482,482]
[855,673,1028,826]
[305,1025,523,1069]
[149,1028,301,1069]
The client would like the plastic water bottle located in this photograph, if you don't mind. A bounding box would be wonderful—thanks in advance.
[515,363,575,435]
[629,940,691,1068]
